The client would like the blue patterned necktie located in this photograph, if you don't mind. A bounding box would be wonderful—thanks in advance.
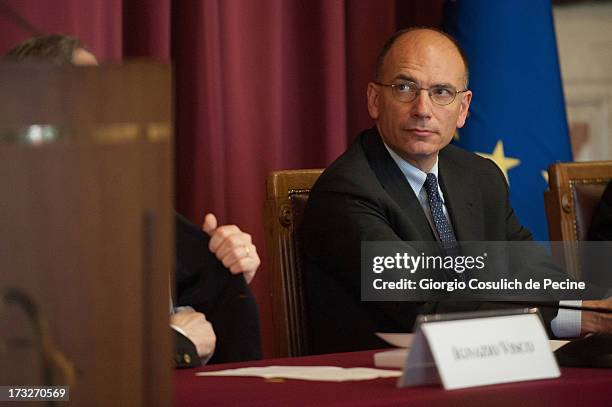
[423,173,458,253]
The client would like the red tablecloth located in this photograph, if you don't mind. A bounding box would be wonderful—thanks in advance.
[174,350,612,407]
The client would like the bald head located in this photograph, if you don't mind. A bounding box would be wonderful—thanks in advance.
[375,28,469,87]
[367,27,472,171]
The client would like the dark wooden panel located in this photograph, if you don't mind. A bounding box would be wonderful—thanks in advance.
[0,63,173,407]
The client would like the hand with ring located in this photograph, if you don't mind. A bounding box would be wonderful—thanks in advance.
[202,213,260,284]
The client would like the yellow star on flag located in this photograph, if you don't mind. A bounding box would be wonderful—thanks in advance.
[476,140,521,183]
[541,170,549,184]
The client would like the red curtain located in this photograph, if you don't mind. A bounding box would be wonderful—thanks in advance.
[170,0,400,357]
[0,0,442,357]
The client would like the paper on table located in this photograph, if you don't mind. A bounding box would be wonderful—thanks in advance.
[377,333,568,351]
[550,340,570,352]
[376,333,415,348]
[374,348,409,369]
[374,334,569,369]
[195,366,402,382]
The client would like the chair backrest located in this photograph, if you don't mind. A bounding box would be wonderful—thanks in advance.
[544,161,612,278]
[264,169,323,358]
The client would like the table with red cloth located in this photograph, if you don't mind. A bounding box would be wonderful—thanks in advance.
[174,349,612,407]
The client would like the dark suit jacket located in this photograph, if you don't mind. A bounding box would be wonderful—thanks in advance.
[302,127,559,354]
[174,212,262,366]
[173,329,200,368]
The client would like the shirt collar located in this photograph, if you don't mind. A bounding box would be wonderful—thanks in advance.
[383,143,440,198]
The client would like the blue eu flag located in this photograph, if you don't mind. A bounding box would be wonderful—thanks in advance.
[443,0,572,241]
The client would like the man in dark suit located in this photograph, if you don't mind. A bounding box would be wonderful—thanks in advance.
[173,212,261,366]
[303,28,612,354]
[6,35,263,367]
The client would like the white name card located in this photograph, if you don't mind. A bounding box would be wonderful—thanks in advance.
[398,312,560,390]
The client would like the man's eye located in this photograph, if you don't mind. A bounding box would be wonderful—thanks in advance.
[432,87,454,96]
[396,83,413,92]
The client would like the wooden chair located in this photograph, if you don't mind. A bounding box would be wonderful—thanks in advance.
[264,169,323,358]
[544,161,612,279]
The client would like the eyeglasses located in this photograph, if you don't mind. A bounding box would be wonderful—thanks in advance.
[373,80,468,106]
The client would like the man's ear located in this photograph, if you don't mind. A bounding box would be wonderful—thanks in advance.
[456,90,472,128]
[367,82,380,120]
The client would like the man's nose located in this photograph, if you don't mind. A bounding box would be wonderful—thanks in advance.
[411,89,433,118]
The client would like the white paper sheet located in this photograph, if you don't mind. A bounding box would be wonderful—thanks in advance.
[377,333,568,352]
[195,366,402,382]
[549,339,570,351]
[376,333,415,348]
[374,333,569,369]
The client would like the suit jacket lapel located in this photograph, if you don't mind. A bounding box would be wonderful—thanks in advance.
[438,149,484,241]
[361,128,436,241]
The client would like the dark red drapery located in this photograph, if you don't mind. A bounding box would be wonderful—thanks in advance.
[0,0,442,356]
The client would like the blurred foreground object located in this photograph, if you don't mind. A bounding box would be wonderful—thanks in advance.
[0,61,173,406]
